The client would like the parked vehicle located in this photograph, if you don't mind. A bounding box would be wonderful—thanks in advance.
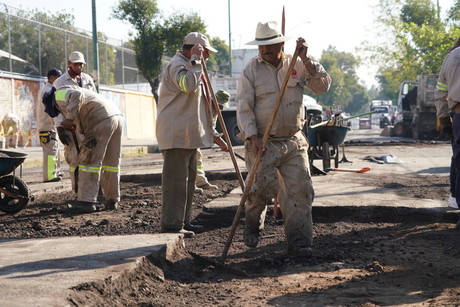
[394,74,439,139]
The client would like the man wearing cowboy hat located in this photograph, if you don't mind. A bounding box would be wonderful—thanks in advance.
[156,32,217,237]
[237,21,331,256]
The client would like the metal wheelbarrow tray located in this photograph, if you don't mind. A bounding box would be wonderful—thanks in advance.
[0,150,30,214]
[307,125,350,170]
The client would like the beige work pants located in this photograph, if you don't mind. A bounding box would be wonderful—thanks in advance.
[244,132,314,249]
[77,115,122,203]
[63,131,83,195]
[195,148,209,187]
[160,148,197,230]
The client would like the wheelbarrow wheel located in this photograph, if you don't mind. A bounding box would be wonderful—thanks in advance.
[322,141,331,170]
[0,175,29,214]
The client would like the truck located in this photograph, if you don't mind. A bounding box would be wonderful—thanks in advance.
[393,74,439,139]
[370,100,392,128]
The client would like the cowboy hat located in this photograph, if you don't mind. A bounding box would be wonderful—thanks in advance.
[246,21,292,45]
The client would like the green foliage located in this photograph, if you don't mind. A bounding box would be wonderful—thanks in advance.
[162,11,207,57]
[111,0,158,33]
[371,0,460,99]
[210,37,230,75]
[314,46,369,115]
[0,8,117,82]
[400,0,440,26]
[113,0,229,99]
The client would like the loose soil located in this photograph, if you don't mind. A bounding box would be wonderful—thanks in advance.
[1,148,460,306]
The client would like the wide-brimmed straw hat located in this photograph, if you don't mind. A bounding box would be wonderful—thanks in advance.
[246,21,292,45]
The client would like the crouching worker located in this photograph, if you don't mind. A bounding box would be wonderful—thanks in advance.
[54,87,123,213]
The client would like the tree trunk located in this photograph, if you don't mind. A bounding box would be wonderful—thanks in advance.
[147,76,160,104]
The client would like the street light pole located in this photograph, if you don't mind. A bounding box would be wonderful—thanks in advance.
[92,0,100,92]
[228,0,232,77]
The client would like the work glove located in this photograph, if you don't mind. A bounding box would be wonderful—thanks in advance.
[439,116,453,138]
[57,126,70,146]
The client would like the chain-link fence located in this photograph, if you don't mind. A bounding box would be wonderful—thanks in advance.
[0,3,148,91]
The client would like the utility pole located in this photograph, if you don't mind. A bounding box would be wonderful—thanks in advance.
[92,0,100,92]
[228,0,232,77]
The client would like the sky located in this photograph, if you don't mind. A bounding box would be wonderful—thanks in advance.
[0,0,455,87]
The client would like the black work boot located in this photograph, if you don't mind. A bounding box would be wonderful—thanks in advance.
[243,228,259,248]
[184,222,204,232]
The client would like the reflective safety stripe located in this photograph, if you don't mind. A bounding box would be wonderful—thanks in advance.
[79,165,101,173]
[197,165,204,170]
[436,81,448,92]
[69,166,76,173]
[47,155,56,180]
[55,89,69,101]
[178,75,188,93]
[102,165,120,173]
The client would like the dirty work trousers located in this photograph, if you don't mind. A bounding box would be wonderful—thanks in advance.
[244,132,314,249]
[195,148,210,187]
[160,148,197,230]
[77,115,123,203]
[39,130,62,182]
[64,131,83,195]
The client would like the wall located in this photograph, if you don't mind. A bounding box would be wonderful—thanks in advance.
[0,73,157,147]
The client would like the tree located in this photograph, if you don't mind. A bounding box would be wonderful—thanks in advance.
[210,37,230,75]
[113,1,216,102]
[0,7,116,82]
[313,46,369,115]
[369,0,460,100]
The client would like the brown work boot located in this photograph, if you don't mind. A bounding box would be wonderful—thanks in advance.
[69,201,97,213]
[288,246,313,257]
[105,201,119,211]
[243,229,259,248]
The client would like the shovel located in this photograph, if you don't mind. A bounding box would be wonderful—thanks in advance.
[325,167,371,173]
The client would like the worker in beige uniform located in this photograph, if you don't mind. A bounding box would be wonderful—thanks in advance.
[54,87,123,213]
[37,68,64,182]
[436,43,460,229]
[156,32,216,237]
[1,113,20,148]
[195,89,230,192]
[237,21,331,255]
[53,51,96,194]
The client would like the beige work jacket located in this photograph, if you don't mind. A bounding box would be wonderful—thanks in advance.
[55,88,122,135]
[237,54,331,140]
[436,47,460,117]
[156,51,213,150]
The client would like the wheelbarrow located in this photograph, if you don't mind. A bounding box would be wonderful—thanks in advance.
[307,121,350,171]
[0,150,30,214]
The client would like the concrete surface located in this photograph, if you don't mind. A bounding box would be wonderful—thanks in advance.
[0,129,458,306]
[0,234,182,307]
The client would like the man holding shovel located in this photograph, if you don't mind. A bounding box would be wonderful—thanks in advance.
[237,21,331,255]
[156,32,216,237]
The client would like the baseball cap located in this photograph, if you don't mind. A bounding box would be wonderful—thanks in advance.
[68,51,86,64]
[183,32,218,53]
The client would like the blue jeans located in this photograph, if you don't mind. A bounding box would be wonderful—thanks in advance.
[452,114,460,207]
